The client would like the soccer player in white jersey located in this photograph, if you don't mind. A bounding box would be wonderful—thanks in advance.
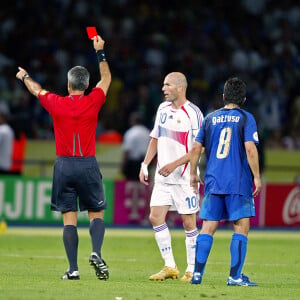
[139,72,203,282]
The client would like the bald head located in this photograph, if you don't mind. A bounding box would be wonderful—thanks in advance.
[166,72,188,89]
[162,72,189,106]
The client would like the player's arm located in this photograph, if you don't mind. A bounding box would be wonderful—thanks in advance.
[245,141,262,197]
[94,35,111,95]
[139,138,158,185]
[158,145,204,176]
[16,67,42,97]
[158,152,191,176]
[189,141,203,193]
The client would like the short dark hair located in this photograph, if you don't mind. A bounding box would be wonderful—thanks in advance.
[67,66,90,91]
[223,77,246,106]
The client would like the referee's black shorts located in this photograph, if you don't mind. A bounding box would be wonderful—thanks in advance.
[51,156,107,212]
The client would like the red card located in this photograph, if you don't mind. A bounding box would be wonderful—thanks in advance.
[86,27,98,39]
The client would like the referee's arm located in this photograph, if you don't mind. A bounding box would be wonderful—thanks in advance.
[16,67,42,98]
[93,35,111,95]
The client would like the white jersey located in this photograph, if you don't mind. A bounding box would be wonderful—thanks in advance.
[123,124,150,160]
[150,100,203,184]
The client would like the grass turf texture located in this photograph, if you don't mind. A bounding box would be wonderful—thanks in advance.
[0,228,299,300]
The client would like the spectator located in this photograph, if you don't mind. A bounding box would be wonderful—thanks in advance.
[0,102,14,174]
[121,111,150,180]
[0,1,299,144]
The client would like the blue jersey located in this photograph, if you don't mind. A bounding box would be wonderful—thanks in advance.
[196,107,259,196]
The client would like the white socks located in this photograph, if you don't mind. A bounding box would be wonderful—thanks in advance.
[153,224,199,271]
[185,228,198,273]
[153,223,176,268]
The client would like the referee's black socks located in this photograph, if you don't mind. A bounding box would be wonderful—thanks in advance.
[63,225,79,272]
[89,218,105,258]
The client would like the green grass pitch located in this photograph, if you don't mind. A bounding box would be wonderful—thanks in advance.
[0,227,299,300]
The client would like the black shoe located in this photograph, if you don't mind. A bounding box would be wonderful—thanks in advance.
[61,270,80,280]
[89,252,109,280]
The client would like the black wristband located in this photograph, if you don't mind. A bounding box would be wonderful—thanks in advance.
[22,74,30,82]
[96,50,106,63]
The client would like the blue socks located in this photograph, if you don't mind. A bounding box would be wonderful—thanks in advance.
[229,233,248,279]
[194,234,213,275]
[63,225,78,272]
[194,232,248,280]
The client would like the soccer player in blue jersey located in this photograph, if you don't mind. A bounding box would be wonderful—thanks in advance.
[159,77,262,286]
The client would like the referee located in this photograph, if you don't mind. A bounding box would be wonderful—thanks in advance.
[16,34,111,280]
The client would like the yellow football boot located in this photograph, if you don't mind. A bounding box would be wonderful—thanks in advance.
[149,266,180,281]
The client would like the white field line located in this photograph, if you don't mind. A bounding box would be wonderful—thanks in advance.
[3,227,300,240]
[0,253,295,267]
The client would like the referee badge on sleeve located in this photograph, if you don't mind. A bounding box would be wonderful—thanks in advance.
[40,89,48,95]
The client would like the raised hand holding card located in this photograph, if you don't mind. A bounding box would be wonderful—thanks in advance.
[86,27,98,39]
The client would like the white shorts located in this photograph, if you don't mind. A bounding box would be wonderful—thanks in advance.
[150,182,200,214]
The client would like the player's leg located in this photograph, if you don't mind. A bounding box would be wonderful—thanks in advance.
[192,220,218,280]
[148,184,179,280]
[150,205,178,267]
[181,213,198,282]
[191,194,224,284]
[149,208,180,280]
[226,195,257,286]
[172,184,199,282]
[230,218,249,279]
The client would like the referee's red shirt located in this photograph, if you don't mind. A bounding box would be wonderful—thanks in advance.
[38,87,106,156]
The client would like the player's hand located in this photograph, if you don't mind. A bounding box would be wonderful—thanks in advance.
[190,174,201,194]
[252,176,262,197]
[158,162,176,177]
[93,35,105,51]
[139,162,149,185]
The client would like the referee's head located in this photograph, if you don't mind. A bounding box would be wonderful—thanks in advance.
[67,66,90,92]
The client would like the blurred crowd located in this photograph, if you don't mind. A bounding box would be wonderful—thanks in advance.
[0,0,300,149]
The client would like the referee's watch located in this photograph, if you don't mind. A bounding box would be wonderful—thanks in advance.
[22,73,30,82]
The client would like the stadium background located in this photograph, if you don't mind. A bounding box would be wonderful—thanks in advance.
[0,0,299,228]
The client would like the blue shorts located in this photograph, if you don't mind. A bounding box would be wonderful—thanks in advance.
[51,156,107,213]
[199,194,255,221]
